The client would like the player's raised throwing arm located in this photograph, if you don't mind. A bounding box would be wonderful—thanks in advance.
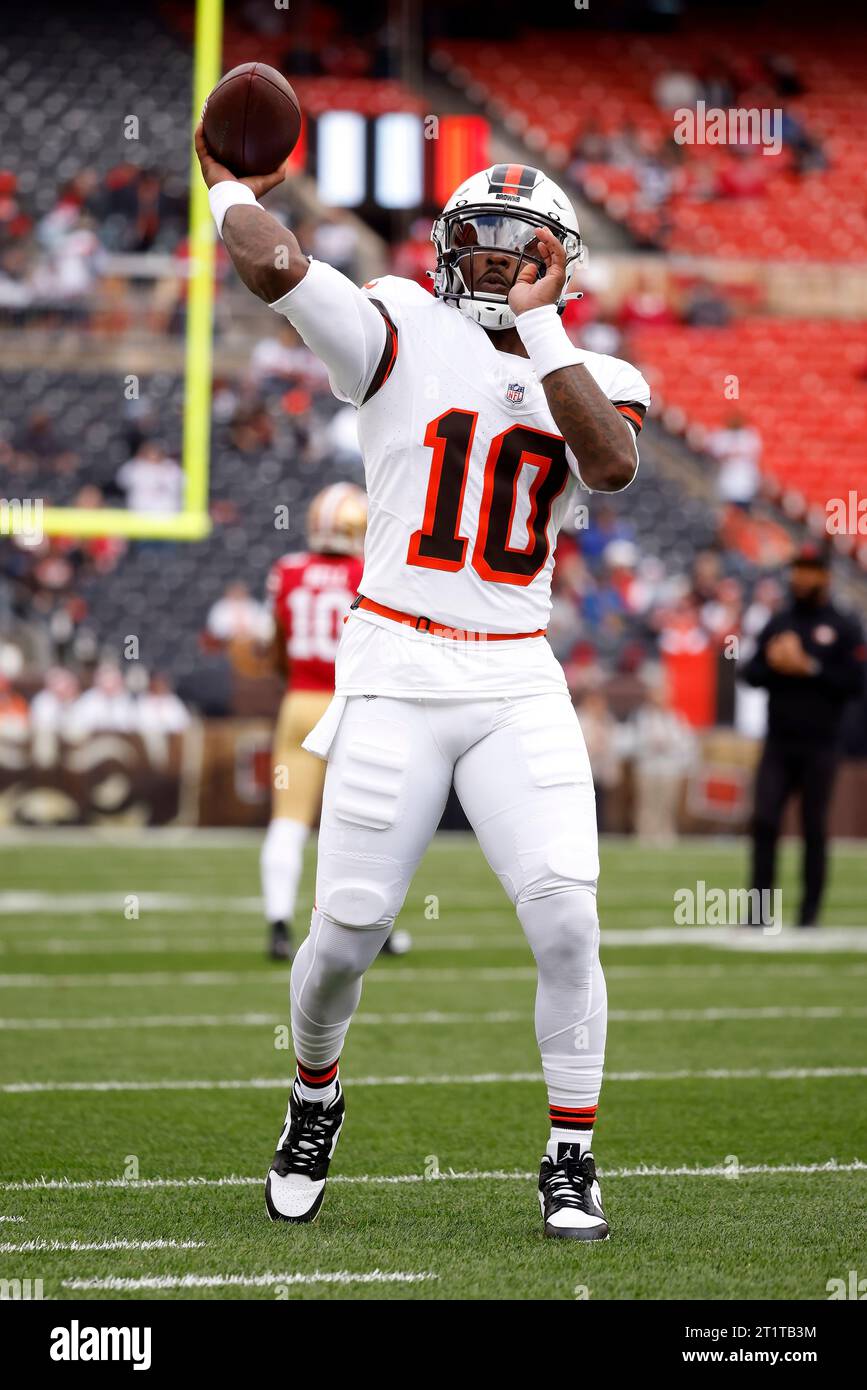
[511,225,640,493]
[195,124,307,299]
[195,124,387,405]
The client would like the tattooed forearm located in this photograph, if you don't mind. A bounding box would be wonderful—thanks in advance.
[543,365,637,491]
[222,206,309,303]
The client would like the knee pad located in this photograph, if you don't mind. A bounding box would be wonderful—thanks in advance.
[318,874,396,931]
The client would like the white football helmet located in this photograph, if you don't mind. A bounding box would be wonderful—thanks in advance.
[431,164,585,331]
[306,482,367,557]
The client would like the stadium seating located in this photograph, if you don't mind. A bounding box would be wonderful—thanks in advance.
[0,8,192,216]
[629,319,867,515]
[434,28,867,260]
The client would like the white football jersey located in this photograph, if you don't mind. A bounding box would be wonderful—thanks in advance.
[347,275,649,636]
[271,264,649,702]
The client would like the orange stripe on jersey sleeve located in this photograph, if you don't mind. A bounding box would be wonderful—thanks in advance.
[616,403,646,431]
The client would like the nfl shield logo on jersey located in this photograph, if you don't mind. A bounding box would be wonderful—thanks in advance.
[506,381,525,405]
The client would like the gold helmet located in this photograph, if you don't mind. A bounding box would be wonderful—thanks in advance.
[306,482,367,557]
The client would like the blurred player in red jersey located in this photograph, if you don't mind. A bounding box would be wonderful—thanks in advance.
[262,482,411,962]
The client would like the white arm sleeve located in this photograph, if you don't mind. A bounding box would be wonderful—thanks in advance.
[268,259,387,406]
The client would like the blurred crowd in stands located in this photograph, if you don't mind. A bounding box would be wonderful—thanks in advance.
[568,51,827,251]
[0,160,367,332]
[0,166,186,324]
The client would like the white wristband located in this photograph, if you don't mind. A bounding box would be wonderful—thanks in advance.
[208,181,259,238]
[515,304,589,381]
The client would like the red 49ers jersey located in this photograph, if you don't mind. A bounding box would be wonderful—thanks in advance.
[349,276,649,635]
[267,551,364,692]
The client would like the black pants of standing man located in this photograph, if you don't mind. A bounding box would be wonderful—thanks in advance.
[750,740,840,926]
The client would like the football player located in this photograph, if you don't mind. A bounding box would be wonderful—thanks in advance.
[198,129,650,1241]
[263,482,413,962]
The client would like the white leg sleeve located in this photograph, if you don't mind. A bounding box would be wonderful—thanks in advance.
[518,889,606,1109]
[453,693,606,1110]
[290,910,391,1067]
[260,818,309,924]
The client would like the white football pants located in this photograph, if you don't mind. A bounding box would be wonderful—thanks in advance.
[290,692,606,1112]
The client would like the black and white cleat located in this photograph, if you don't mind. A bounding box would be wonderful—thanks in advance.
[538,1149,609,1241]
[265,1080,345,1223]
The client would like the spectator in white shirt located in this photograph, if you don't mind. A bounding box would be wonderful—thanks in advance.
[30,667,86,738]
[137,673,190,734]
[706,416,762,509]
[626,683,696,842]
[117,441,184,515]
[206,582,272,645]
[73,665,137,733]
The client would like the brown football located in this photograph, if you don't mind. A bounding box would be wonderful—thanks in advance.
[202,62,301,176]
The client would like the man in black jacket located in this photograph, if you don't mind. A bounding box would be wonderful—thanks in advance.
[739,543,865,926]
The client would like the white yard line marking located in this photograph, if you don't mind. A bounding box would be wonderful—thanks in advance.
[0,1238,206,1253]
[0,1010,527,1031]
[3,826,865,851]
[0,936,528,954]
[4,1066,867,1096]
[1,1004,865,1032]
[0,1215,24,1222]
[3,1160,865,1194]
[5,927,867,954]
[0,961,864,989]
[0,893,263,915]
[62,1270,438,1292]
[0,970,298,989]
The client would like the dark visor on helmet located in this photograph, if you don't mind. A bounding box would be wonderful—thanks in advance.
[448,213,551,255]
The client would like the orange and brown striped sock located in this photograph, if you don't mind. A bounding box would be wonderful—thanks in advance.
[547,1103,598,1159]
[295,1057,340,1105]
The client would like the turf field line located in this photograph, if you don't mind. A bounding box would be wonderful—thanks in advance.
[2,1003,866,1032]
[0,1215,24,1221]
[7,927,867,954]
[0,1238,206,1253]
[3,1161,865,1194]
[0,962,861,990]
[5,1066,867,1095]
[0,935,527,954]
[5,827,865,851]
[0,890,515,916]
[0,1009,527,1030]
[6,887,866,917]
[0,893,264,915]
[61,1270,438,1292]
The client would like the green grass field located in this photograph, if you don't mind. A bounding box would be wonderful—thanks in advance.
[1,832,865,1301]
